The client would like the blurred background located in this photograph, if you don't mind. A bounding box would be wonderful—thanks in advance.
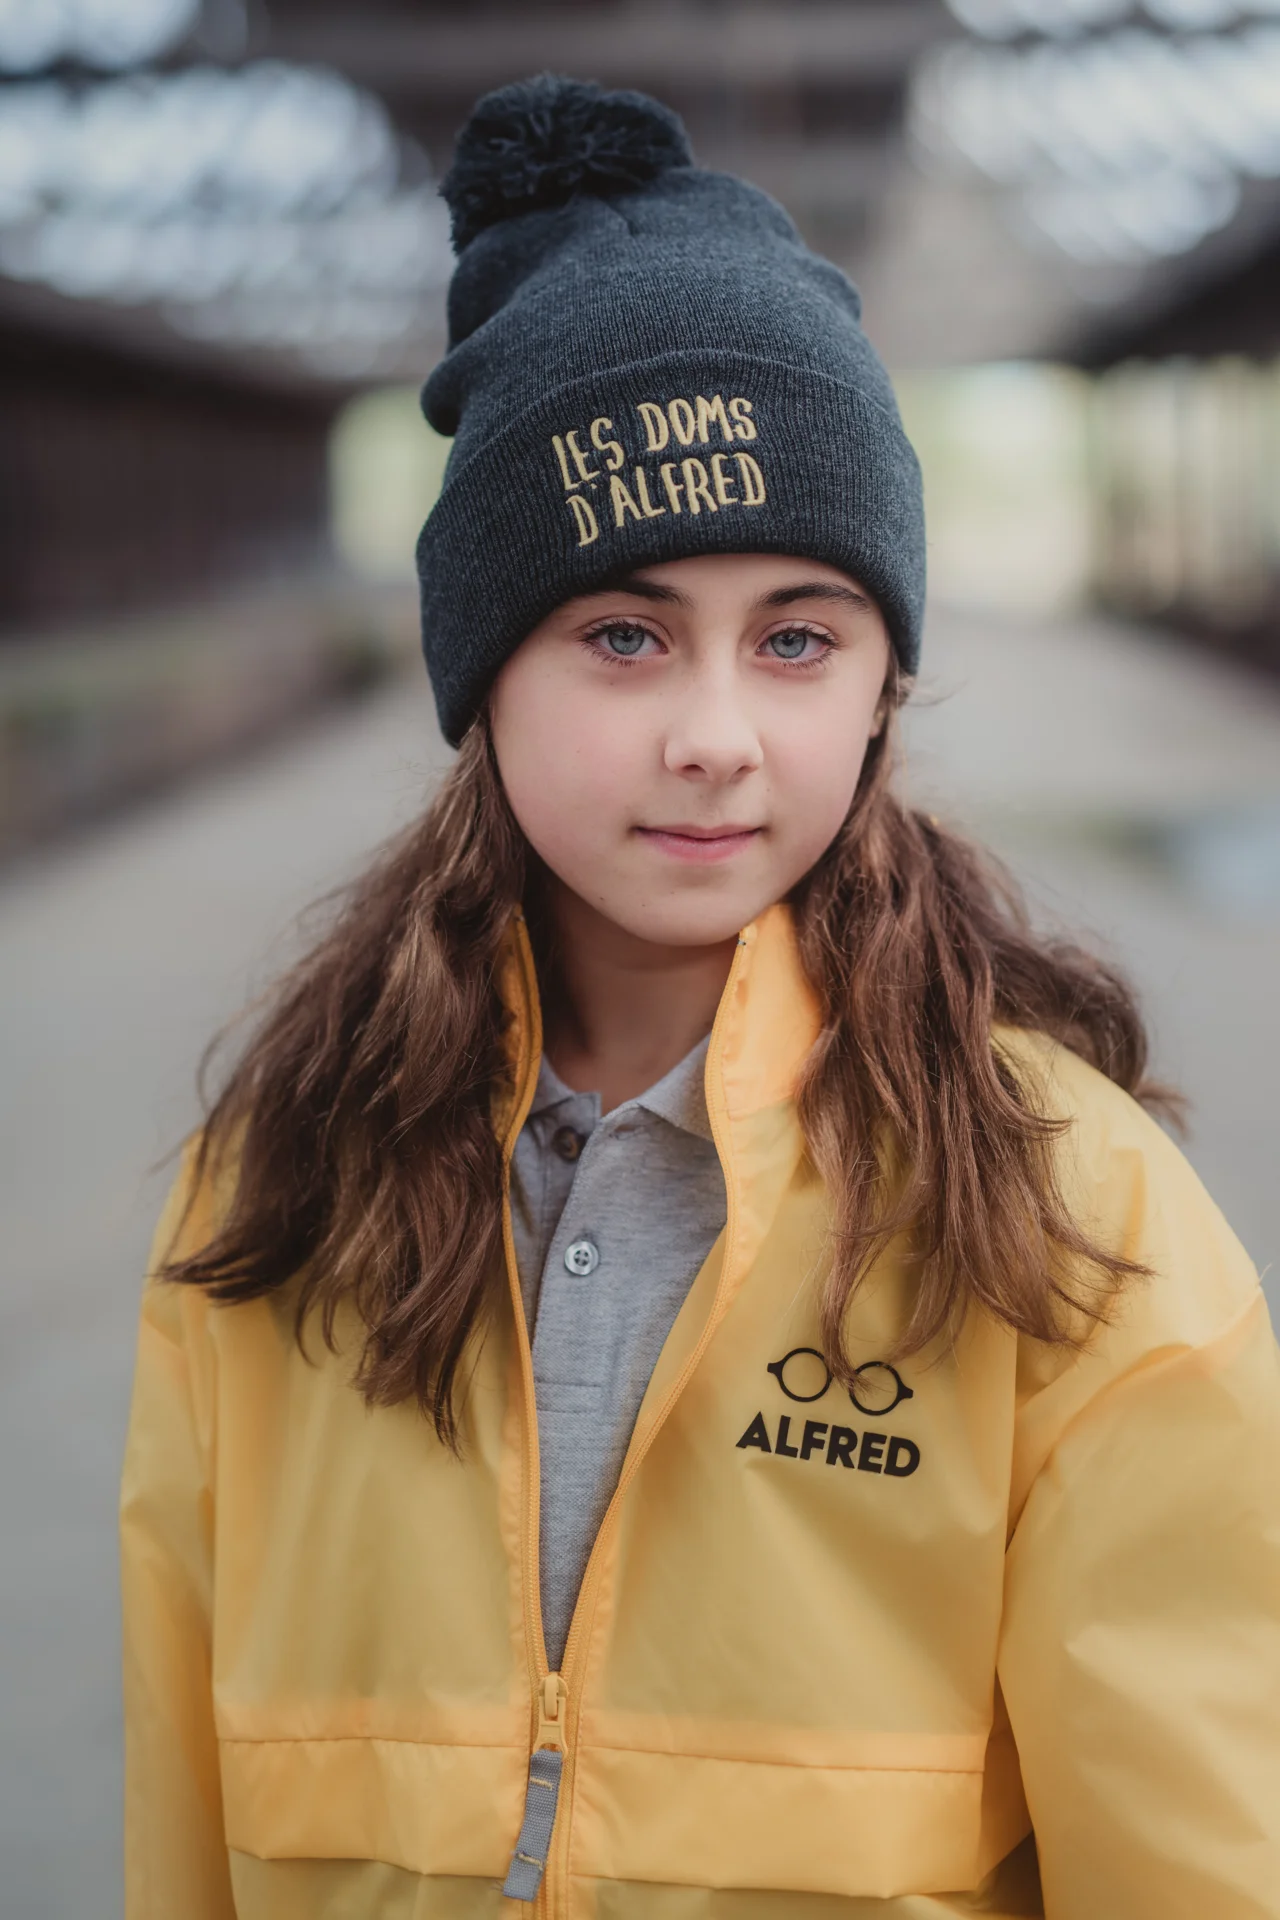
[2,2,1280,1911]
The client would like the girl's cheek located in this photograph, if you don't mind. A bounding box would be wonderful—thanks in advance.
[503,700,645,870]
[498,668,621,801]
[771,712,868,817]
[558,689,653,788]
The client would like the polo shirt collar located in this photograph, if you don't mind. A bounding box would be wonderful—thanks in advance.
[529,1033,713,1142]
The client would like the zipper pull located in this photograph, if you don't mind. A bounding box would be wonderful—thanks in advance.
[536,1671,568,1750]
[502,1674,568,1903]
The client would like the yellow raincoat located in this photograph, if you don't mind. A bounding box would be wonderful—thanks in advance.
[121,904,1280,1918]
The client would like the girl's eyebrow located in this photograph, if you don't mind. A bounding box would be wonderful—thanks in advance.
[753,582,872,613]
[578,571,693,607]
[574,576,871,614]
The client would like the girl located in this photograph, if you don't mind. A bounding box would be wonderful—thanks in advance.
[121,77,1280,1920]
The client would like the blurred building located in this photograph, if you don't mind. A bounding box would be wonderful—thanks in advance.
[0,319,332,632]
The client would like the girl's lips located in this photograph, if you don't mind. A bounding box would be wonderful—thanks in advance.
[634,825,762,864]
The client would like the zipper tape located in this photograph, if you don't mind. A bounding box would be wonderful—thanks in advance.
[501,1746,565,1902]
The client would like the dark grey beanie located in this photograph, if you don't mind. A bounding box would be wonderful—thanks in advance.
[418,75,925,747]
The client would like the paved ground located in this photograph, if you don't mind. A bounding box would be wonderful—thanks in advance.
[2,607,1278,1917]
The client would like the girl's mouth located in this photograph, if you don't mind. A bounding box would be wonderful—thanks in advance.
[634,825,763,864]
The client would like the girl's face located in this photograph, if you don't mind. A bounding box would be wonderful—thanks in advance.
[490,553,892,948]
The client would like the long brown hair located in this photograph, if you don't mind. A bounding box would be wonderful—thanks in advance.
[164,707,1174,1441]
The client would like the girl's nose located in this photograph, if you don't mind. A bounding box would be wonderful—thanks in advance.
[661,666,765,784]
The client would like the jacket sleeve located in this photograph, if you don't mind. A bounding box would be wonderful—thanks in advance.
[997,1069,1280,1917]
[120,1154,236,1920]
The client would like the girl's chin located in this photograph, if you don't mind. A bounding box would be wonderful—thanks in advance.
[593,893,769,951]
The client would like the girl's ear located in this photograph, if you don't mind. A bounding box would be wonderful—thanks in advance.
[870,681,895,739]
[870,657,907,737]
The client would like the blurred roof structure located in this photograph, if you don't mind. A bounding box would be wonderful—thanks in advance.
[1,0,1279,385]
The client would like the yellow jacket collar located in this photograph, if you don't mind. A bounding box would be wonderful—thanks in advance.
[494,901,822,1150]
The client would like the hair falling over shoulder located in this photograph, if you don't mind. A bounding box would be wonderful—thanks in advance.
[164,712,1178,1443]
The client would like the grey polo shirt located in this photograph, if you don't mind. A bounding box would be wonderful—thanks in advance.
[509,1038,727,1671]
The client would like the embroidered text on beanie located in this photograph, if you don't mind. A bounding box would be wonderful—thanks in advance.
[417,75,926,747]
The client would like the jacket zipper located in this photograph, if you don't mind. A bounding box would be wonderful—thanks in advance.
[500,920,752,1917]
[501,1675,569,1902]
[498,919,561,1908]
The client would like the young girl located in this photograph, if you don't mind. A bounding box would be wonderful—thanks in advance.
[121,77,1280,1920]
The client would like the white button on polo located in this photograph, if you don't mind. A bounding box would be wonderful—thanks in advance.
[563,1238,599,1276]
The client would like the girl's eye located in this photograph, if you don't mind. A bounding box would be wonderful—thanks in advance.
[587,621,660,661]
[763,626,828,664]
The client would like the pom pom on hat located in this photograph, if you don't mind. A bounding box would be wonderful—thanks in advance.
[441,73,694,250]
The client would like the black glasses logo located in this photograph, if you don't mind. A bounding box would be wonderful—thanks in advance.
[766,1346,913,1418]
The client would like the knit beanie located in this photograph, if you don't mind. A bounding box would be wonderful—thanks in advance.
[417,75,925,747]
